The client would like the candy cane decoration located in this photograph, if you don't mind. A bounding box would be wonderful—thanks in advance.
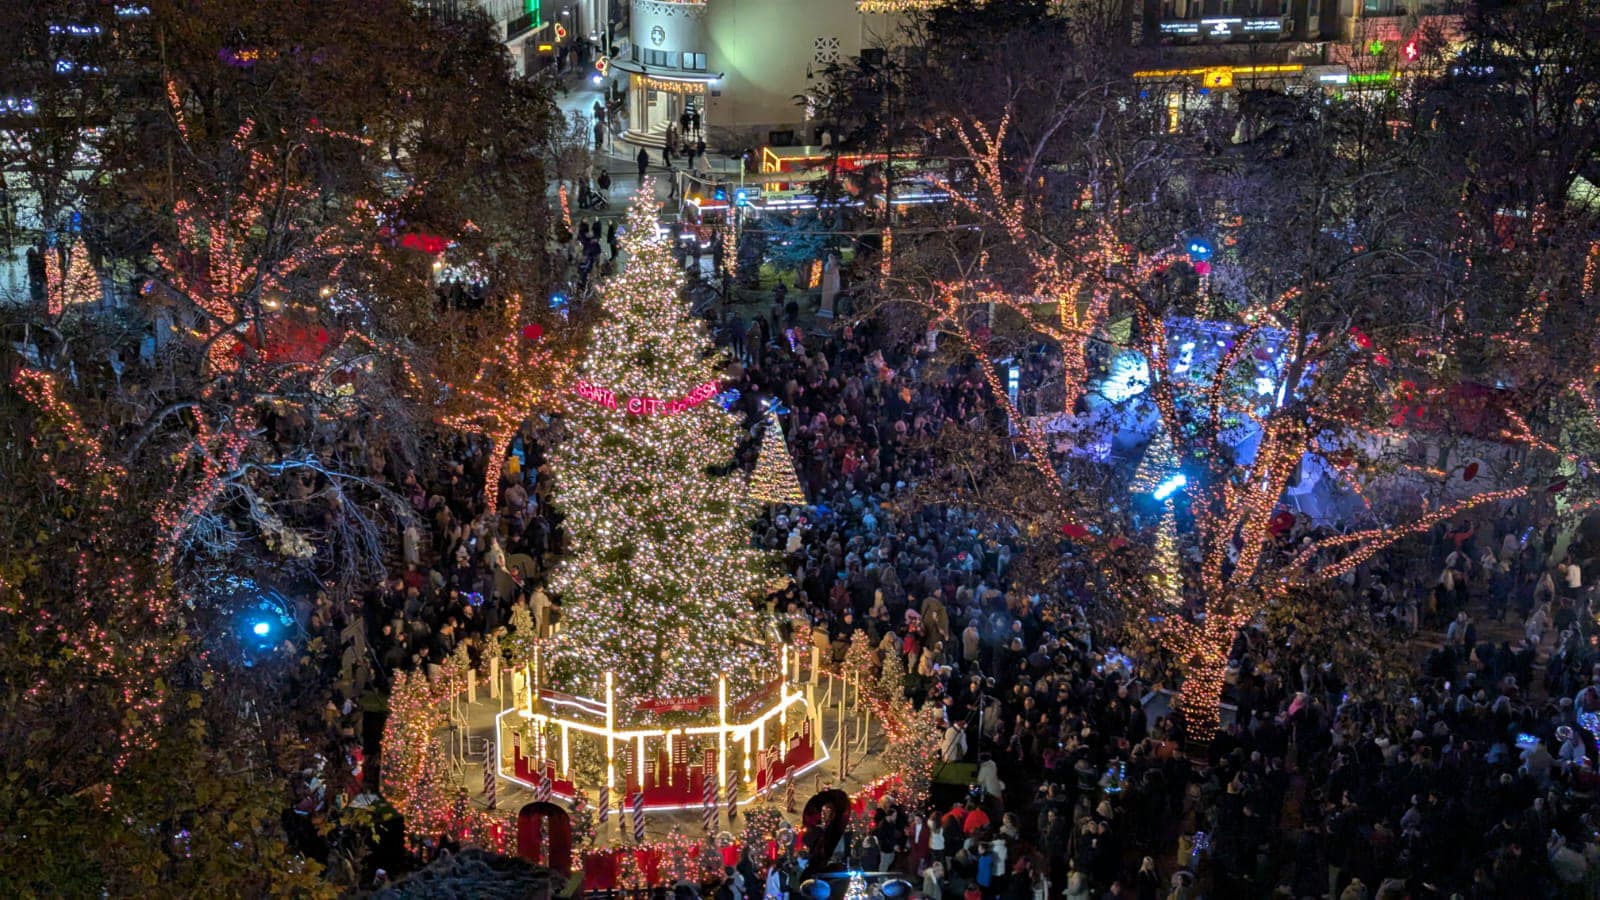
[631,790,646,842]
[482,738,498,810]
[702,768,718,833]
[785,766,797,812]
[726,767,740,821]
[598,783,610,824]
[535,766,552,803]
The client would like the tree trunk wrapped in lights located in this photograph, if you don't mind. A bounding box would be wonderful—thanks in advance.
[547,186,773,702]
[919,113,1536,750]
[426,322,569,516]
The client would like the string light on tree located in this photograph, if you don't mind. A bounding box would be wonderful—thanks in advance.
[1132,427,1178,493]
[856,0,977,10]
[844,870,869,900]
[382,662,499,847]
[425,322,570,515]
[927,111,1532,747]
[1150,503,1183,606]
[46,236,100,317]
[547,184,774,703]
[748,408,806,505]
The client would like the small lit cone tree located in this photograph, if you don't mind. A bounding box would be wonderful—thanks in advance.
[45,236,100,318]
[383,660,499,846]
[548,187,771,701]
[1130,427,1177,494]
[1148,503,1183,607]
[748,408,807,506]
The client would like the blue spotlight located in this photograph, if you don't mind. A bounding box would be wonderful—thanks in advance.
[1152,473,1188,501]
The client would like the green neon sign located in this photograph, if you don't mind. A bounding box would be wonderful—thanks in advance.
[526,0,541,27]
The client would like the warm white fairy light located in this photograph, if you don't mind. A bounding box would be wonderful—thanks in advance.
[1150,501,1182,606]
[548,185,773,711]
[748,408,806,505]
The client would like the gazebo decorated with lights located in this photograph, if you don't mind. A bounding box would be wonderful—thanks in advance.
[493,188,824,824]
[497,652,826,820]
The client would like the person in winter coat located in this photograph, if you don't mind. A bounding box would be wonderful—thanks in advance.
[860,835,881,872]
[1135,857,1161,900]
[962,620,982,667]
[1062,861,1091,900]
[921,861,945,900]
[976,752,1005,801]
[974,843,996,892]
[907,814,933,874]
[941,720,968,762]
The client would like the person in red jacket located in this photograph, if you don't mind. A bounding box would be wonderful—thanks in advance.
[906,813,932,874]
[961,798,991,836]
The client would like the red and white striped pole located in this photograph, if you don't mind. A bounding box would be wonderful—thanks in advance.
[482,738,498,810]
[631,790,646,843]
[702,768,718,833]
[726,767,740,822]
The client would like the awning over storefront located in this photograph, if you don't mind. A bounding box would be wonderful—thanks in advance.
[610,58,721,86]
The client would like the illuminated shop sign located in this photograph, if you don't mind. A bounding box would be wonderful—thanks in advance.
[1160,16,1285,37]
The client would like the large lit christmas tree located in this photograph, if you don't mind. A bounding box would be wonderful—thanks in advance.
[548,187,771,705]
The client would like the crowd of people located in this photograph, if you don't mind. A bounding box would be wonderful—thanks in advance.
[718,318,1600,900]
[289,222,1600,898]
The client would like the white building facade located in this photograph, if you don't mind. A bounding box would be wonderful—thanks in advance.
[611,0,904,147]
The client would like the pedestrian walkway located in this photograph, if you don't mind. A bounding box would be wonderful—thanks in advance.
[549,70,748,216]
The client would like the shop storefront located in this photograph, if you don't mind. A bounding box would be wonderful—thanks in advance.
[612,0,716,146]
[613,67,717,145]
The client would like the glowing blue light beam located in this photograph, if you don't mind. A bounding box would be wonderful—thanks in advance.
[1152,473,1188,501]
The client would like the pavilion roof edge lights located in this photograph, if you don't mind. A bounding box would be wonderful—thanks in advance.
[856,0,977,11]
